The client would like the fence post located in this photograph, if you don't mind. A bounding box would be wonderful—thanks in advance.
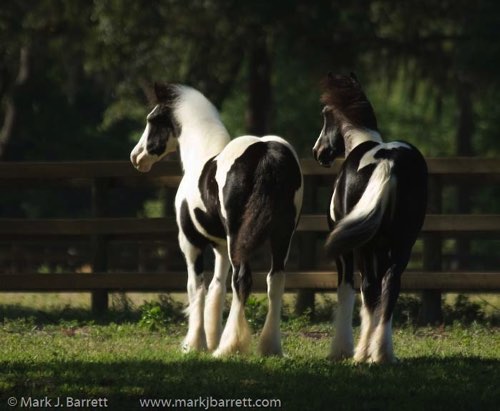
[456,184,471,270]
[420,175,443,325]
[163,187,176,216]
[161,186,177,274]
[91,178,109,314]
[295,176,317,317]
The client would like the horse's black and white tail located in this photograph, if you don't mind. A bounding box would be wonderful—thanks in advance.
[233,148,296,264]
[326,160,393,258]
[231,181,273,302]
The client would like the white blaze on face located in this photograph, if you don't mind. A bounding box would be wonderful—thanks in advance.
[130,122,154,172]
[312,118,329,158]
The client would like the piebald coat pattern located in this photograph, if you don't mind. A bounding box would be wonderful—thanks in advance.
[131,84,303,357]
[313,73,427,363]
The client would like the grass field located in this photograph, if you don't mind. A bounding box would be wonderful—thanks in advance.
[0,294,499,410]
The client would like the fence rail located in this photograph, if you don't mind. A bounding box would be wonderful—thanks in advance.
[0,159,499,320]
[0,215,499,236]
[0,157,499,178]
[1,272,499,292]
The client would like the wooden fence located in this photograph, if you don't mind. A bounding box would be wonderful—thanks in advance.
[0,159,499,321]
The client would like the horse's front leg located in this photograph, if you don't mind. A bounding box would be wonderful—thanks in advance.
[179,233,207,352]
[204,245,230,351]
[329,253,355,361]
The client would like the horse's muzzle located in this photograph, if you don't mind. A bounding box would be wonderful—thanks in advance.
[130,146,153,173]
[313,146,334,168]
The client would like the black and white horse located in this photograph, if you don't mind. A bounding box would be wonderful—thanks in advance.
[131,83,303,357]
[312,73,427,363]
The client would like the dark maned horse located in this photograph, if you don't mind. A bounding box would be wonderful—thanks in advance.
[131,83,303,357]
[312,73,427,363]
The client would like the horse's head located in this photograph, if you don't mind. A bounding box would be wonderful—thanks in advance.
[313,72,377,167]
[130,83,181,173]
[312,104,346,168]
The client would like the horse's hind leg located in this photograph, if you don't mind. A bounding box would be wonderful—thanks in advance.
[204,245,230,351]
[370,251,408,363]
[259,269,285,356]
[213,257,252,357]
[354,251,381,363]
[259,227,293,356]
[329,252,355,361]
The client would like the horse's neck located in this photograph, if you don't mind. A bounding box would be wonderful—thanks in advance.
[344,127,382,155]
[178,120,231,175]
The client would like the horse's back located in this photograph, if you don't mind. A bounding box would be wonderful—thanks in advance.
[336,140,427,251]
[389,142,428,246]
[216,135,303,261]
[215,135,300,179]
[370,141,427,249]
[215,135,302,207]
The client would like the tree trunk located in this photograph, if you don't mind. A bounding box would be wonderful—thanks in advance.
[455,78,474,270]
[456,79,474,157]
[0,45,30,159]
[246,35,272,135]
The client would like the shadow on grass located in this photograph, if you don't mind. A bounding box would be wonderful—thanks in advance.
[1,356,498,410]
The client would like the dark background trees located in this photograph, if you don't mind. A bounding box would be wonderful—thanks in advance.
[2,0,500,161]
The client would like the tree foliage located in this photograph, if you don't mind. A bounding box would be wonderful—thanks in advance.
[0,0,499,160]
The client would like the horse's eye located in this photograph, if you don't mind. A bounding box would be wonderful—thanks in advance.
[150,115,168,127]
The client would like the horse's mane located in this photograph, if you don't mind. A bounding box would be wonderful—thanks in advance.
[153,82,219,121]
[154,82,181,106]
[321,73,378,131]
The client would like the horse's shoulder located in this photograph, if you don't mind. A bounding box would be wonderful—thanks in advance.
[342,141,379,173]
[175,173,203,211]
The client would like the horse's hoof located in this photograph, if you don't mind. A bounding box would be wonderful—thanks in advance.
[328,350,353,362]
[181,337,207,353]
[258,339,283,357]
[370,353,398,364]
[259,348,283,357]
[353,351,370,363]
[212,347,232,358]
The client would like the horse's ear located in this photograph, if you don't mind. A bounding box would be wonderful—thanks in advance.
[154,82,171,102]
[349,72,359,84]
[324,71,337,88]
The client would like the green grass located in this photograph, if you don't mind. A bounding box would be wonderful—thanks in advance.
[0,318,498,411]
[0,293,498,410]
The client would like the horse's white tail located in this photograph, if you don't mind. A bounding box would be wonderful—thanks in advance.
[325,160,393,258]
